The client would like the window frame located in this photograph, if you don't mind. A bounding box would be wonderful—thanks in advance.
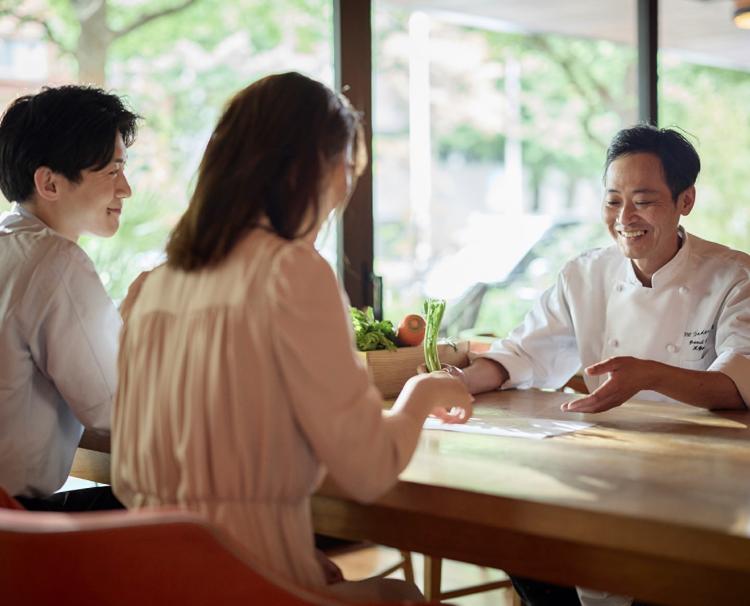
[334,0,659,310]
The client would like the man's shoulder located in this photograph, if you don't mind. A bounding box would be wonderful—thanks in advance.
[688,233,750,275]
[0,224,99,319]
[561,244,623,277]
[1,225,90,279]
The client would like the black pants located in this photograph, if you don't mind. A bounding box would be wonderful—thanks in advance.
[511,576,582,606]
[16,486,124,512]
[511,576,654,606]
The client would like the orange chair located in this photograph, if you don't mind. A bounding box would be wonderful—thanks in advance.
[0,487,23,510]
[0,487,421,606]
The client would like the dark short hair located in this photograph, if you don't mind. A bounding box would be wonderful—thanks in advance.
[166,71,366,271]
[604,124,701,200]
[0,85,139,203]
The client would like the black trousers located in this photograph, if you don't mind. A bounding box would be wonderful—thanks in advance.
[511,576,654,606]
[16,486,124,512]
[511,576,582,606]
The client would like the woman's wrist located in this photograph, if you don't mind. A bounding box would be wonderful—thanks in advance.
[395,374,435,420]
[440,364,468,387]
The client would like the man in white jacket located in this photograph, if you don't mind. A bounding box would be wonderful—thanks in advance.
[455,124,750,606]
[0,85,139,510]
[462,124,749,413]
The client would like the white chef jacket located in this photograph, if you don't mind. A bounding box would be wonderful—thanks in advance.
[481,228,750,606]
[480,228,750,405]
[0,204,119,497]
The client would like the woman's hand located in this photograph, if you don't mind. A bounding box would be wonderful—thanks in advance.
[394,370,474,425]
[429,402,473,423]
[428,365,473,423]
[417,358,508,396]
[413,370,474,424]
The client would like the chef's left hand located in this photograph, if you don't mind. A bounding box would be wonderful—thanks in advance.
[561,356,655,413]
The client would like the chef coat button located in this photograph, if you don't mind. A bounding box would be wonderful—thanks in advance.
[679,286,689,295]
[610,338,619,348]
[666,343,677,353]
[616,284,624,292]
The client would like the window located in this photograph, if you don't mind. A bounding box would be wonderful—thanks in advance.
[373,0,637,335]
[659,0,750,254]
[0,0,333,301]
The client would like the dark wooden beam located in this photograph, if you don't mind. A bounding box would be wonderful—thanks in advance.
[333,0,374,310]
[637,0,658,125]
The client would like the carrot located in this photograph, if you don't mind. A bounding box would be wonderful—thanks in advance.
[396,314,426,347]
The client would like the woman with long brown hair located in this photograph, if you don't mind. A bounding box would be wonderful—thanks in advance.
[111,72,471,600]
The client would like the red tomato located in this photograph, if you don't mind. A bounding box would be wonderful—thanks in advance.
[396,314,426,347]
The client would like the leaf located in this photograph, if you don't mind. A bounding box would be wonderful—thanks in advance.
[350,306,398,351]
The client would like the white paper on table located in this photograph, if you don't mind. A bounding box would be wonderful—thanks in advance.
[423,416,593,439]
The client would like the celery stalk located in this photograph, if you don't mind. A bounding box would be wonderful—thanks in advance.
[423,299,446,372]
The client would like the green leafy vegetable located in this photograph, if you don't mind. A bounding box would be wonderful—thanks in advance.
[423,298,446,372]
[350,307,398,351]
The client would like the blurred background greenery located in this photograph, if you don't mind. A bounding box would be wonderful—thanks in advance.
[1,0,748,337]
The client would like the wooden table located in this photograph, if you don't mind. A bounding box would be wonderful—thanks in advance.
[312,389,750,605]
[70,430,111,484]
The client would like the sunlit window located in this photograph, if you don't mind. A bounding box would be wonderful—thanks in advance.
[659,1,750,254]
[0,0,333,301]
[373,1,636,337]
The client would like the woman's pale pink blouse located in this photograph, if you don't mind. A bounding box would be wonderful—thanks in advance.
[112,229,422,588]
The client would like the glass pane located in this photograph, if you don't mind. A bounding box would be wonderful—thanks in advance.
[0,0,333,302]
[659,0,750,253]
[373,0,637,337]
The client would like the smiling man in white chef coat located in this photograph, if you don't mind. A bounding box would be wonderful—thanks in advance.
[458,124,749,415]
[452,124,750,606]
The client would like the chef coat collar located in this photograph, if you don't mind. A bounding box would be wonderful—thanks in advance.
[622,226,690,288]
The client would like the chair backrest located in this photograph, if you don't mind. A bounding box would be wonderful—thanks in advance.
[0,491,353,606]
[0,485,24,510]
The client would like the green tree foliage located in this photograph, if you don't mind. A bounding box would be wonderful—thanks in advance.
[419,22,750,338]
[435,28,638,207]
[1,0,331,302]
[2,2,749,315]
[661,58,750,252]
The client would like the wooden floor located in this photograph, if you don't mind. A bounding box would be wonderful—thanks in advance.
[330,544,517,605]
